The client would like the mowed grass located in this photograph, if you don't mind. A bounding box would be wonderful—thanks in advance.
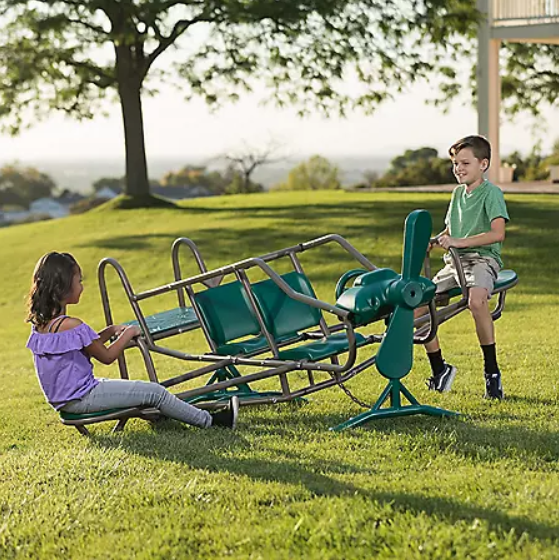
[1,190,558,559]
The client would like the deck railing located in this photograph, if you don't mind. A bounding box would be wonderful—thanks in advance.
[492,0,559,24]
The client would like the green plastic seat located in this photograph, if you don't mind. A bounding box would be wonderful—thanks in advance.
[253,272,366,362]
[278,332,368,362]
[217,336,270,356]
[444,269,518,299]
[194,280,266,356]
[124,306,199,335]
[195,272,366,363]
[252,271,322,340]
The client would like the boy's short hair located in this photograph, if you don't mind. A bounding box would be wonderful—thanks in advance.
[449,135,492,168]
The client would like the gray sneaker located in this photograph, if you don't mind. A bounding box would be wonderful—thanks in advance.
[437,363,457,393]
[427,363,457,393]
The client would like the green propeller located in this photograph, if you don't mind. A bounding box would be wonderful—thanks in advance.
[375,210,433,379]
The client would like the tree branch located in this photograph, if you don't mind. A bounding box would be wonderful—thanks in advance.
[143,15,207,76]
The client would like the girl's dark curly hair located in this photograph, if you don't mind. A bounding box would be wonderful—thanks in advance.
[27,252,80,328]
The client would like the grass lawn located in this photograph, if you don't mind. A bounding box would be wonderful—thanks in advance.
[1,190,558,559]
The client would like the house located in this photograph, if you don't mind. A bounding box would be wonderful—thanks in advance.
[29,198,69,219]
[94,187,120,200]
[57,190,86,206]
[1,209,32,223]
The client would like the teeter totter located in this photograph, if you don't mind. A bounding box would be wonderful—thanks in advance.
[60,210,518,434]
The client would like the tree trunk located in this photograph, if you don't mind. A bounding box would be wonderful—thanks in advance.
[116,46,150,198]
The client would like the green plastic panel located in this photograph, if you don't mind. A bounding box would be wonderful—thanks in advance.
[402,210,432,279]
[278,332,367,362]
[125,306,199,335]
[375,305,414,379]
[253,271,322,340]
[194,280,261,346]
[216,336,270,356]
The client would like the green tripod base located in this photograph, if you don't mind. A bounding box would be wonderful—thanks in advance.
[331,378,459,431]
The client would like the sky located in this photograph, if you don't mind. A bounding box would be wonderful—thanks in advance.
[0,80,557,163]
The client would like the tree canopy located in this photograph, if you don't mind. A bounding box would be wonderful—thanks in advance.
[0,1,556,201]
[0,165,56,209]
[274,156,341,191]
[371,147,454,188]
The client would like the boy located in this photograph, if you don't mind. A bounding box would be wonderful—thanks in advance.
[420,135,509,399]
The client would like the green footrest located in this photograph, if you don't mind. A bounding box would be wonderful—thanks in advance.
[124,306,199,335]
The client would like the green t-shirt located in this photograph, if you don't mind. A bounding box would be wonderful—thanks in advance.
[445,180,510,267]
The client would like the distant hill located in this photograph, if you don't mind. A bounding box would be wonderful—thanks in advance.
[0,155,391,194]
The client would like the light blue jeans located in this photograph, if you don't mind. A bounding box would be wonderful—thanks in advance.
[62,378,212,428]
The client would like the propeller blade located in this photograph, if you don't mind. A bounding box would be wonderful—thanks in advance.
[376,305,414,379]
[401,210,432,280]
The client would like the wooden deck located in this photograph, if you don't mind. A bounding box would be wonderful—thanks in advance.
[367,181,559,194]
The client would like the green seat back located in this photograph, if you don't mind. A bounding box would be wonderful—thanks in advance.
[194,280,261,347]
[253,272,322,340]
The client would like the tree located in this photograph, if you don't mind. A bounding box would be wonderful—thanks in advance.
[219,142,284,194]
[224,167,263,195]
[433,34,559,119]
[275,156,341,191]
[92,177,125,194]
[502,139,559,182]
[161,165,229,195]
[0,1,489,202]
[0,165,56,209]
[373,147,454,187]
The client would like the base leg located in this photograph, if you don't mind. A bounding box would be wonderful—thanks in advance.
[113,418,128,433]
[75,425,90,436]
[331,379,459,431]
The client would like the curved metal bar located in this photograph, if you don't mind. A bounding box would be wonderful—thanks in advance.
[448,247,469,299]
[171,238,216,307]
[134,234,376,301]
[299,234,376,271]
[413,299,439,344]
[136,336,159,383]
[97,257,153,346]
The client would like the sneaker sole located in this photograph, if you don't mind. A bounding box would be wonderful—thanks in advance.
[437,366,457,393]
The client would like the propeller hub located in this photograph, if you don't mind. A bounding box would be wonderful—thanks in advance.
[401,281,424,307]
[387,279,424,309]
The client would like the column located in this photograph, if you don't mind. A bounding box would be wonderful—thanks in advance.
[477,0,501,182]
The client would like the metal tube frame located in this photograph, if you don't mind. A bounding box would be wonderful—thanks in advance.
[96,232,517,409]
[97,233,379,405]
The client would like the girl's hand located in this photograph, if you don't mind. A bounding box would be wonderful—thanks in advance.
[125,325,142,338]
[112,324,128,337]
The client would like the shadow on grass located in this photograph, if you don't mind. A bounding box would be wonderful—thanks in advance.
[88,404,559,543]
[78,197,558,295]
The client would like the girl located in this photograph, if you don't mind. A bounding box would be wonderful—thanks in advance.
[26,252,238,429]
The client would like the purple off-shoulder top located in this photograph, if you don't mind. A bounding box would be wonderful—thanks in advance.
[26,322,100,410]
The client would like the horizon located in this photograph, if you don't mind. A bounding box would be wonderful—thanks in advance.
[1,81,557,167]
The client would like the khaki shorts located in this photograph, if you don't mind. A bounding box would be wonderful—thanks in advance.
[433,252,500,300]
